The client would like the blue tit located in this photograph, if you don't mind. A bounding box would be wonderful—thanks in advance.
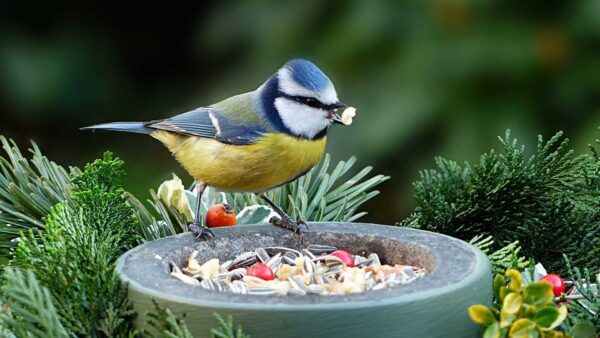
[82,59,350,239]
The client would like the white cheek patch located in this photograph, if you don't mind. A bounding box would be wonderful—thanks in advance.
[275,98,330,139]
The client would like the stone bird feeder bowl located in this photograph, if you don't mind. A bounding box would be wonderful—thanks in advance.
[117,223,491,338]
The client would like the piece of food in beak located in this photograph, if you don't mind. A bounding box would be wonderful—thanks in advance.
[341,107,356,125]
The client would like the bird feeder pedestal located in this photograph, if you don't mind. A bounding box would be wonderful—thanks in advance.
[116,223,491,338]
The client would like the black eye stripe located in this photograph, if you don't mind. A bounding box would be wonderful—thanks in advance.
[279,94,332,110]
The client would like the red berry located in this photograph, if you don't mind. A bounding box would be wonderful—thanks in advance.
[247,262,275,281]
[205,203,237,228]
[541,274,565,297]
[331,250,355,267]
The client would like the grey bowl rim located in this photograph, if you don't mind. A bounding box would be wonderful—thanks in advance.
[116,222,490,311]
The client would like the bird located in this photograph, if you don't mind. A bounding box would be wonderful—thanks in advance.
[82,59,350,240]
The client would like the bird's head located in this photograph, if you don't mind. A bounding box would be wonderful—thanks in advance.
[258,59,348,139]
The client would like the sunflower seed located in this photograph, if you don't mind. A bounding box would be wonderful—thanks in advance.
[353,255,367,266]
[306,245,337,255]
[284,251,299,260]
[322,264,344,277]
[301,249,316,260]
[225,268,246,281]
[307,284,325,295]
[265,247,301,257]
[282,255,297,265]
[302,258,316,275]
[255,248,270,263]
[314,255,343,267]
[287,288,307,296]
[266,253,282,271]
[231,251,257,268]
[288,275,308,294]
[367,253,381,266]
[247,287,279,295]
[356,258,375,268]
[170,262,201,286]
[200,279,224,291]
[229,280,247,294]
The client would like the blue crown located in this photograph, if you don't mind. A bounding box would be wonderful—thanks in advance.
[284,59,332,92]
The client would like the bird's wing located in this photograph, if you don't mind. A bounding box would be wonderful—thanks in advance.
[148,107,266,145]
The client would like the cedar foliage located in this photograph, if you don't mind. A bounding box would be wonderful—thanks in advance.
[469,235,529,275]
[8,152,139,337]
[401,130,600,273]
[145,300,194,338]
[0,268,68,338]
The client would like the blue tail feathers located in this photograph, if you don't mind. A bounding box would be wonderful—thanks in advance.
[80,122,153,134]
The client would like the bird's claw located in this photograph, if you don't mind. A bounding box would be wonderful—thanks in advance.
[269,215,307,235]
[190,222,215,242]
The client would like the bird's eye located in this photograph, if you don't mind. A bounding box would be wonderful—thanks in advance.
[302,97,319,107]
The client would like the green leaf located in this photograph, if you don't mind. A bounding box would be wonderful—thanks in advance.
[523,282,554,306]
[509,318,538,338]
[500,310,516,328]
[534,306,567,330]
[494,274,506,300]
[483,321,501,338]
[502,292,523,314]
[505,269,523,292]
[499,286,512,304]
[570,321,597,338]
[521,305,537,319]
[236,205,274,224]
[469,305,497,326]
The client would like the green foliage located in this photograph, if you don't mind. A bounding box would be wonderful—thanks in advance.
[470,269,570,337]
[210,313,250,338]
[128,190,181,241]
[0,268,68,338]
[9,152,138,337]
[469,235,530,275]
[145,300,193,338]
[135,154,389,241]
[563,256,599,334]
[0,136,80,259]
[145,301,250,338]
[401,130,600,273]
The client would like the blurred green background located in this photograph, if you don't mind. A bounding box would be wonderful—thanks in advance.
[1,1,599,224]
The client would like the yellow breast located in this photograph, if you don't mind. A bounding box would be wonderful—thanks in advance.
[151,131,327,192]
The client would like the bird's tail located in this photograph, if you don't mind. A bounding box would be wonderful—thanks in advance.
[80,122,153,134]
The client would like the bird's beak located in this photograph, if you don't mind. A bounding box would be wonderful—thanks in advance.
[328,101,348,125]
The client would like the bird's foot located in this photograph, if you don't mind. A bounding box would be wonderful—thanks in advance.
[189,222,215,242]
[269,215,308,235]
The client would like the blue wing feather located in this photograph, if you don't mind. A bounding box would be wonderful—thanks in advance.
[149,108,264,145]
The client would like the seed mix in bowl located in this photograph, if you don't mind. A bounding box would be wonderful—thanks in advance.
[170,245,426,296]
